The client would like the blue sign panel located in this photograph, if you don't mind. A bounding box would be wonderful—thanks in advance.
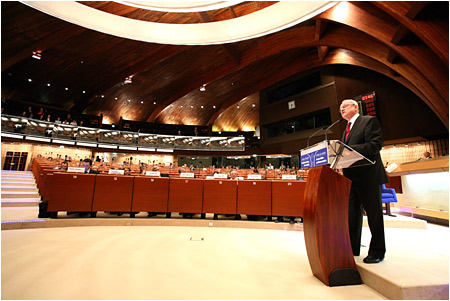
[300,145,329,169]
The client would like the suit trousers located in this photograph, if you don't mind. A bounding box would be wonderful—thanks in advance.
[348,183,386,258]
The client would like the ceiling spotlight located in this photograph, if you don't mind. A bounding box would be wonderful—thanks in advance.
[47,83,51,87]
[180,105,183,108]
[213,105,216,109]
[80,60,84,64]
[101,95,104,98]
[200,84,206,92]
[83,90,86,94]
[190,105,194,108]
[115,97,118,100]
[124,75,133,84]
[252,104,256,107]
[127,99,131,102]
[65,87,69,90]
[153,102,156,105]
[141,101,144,104]
[28,78,32,82]
[201,106,204,109]
[32,50,42,60]
[236,105,240,109]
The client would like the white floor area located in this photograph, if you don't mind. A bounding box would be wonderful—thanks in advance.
[1,220,449,300]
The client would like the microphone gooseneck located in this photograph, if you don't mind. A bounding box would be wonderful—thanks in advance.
[324,118,344,142]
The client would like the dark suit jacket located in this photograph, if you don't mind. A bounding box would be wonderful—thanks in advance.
[87,169,99,174]
[342,115,388,186]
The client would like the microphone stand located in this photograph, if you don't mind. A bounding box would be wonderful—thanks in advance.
[306,126,326,148]
[324,118,344,143]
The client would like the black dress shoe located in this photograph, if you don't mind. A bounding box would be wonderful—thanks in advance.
[363,255,384,264]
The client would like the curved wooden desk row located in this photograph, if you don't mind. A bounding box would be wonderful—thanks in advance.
[44,173,305,218]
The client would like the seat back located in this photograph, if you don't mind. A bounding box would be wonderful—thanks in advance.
[237,180,271,215]
[168,178,204,213]
[203,179,238,214]
[272,180,305,217]
[92,175,134,212]
[48,173,96,212]
[132,177,169,212]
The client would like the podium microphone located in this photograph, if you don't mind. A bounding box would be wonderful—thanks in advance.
[324,118,344,142]
[306,126,327,148]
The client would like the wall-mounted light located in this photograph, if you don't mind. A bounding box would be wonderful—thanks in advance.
[32,50,42,60]
[200,84,206,91]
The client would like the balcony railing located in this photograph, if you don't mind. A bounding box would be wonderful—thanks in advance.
[1,114,245,152]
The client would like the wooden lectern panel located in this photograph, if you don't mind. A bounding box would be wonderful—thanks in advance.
[303,165,360,286]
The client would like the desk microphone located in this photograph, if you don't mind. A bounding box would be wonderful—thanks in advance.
[306,126,327,148]
[324,118,343,142]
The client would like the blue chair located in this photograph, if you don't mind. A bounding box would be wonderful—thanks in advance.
[382,184,398,216]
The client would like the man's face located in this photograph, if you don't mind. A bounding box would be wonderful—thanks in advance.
[230,171,238,179]
[340,101,359,121]
[260,170,267,178]
[82,161,90,172]
[61,162,68,171]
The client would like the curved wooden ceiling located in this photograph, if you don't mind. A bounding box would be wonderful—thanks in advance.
[1,1,448,131]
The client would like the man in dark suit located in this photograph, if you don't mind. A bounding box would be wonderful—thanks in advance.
[82,158,99,174]
[340,99,388,264]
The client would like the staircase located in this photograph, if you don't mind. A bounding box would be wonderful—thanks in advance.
[1,170,41,207]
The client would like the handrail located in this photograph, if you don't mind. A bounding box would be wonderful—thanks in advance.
[1,114,245,151]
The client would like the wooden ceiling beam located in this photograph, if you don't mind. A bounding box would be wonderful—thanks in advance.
[315,19,327,41]
[390,24,410,45]
[317,1,448,103]
[405,2,429,20]
[228,7,237,18]
[371,1,448,65]
[386,48,397,64]
[317,46,329,61]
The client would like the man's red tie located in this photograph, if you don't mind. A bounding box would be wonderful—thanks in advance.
[345,122,352,141]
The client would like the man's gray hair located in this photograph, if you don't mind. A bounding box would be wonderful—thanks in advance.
[341,99,358,106]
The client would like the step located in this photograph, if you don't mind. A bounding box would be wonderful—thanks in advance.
[1,187,39,193]
[1,192,40,199]
[1,171,33,174]
[1,178,36,183]
[0,182,37,188]
[1,175,35,179]
[1,198,40,207]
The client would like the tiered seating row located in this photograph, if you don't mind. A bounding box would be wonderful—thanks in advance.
[45,173,305,219]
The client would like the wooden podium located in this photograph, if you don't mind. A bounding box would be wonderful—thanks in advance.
[303,165,362,286]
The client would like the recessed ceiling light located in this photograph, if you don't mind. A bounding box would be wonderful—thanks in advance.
[252,104,256,107]
[81,60,84,64]
[190,105,193,108]
[28,78,32,82]
[141,101,144,104]
[153,102,156,105]
[115,97,118,100]
[65,87,69,90]
[128,99,131,102]
[101,95,104,98]
[47,83,51,87]
[82,90,86,94]
[236,105,240,109]
[213,106,216,109]
[201,106,204,109]
[181,105,183,108]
